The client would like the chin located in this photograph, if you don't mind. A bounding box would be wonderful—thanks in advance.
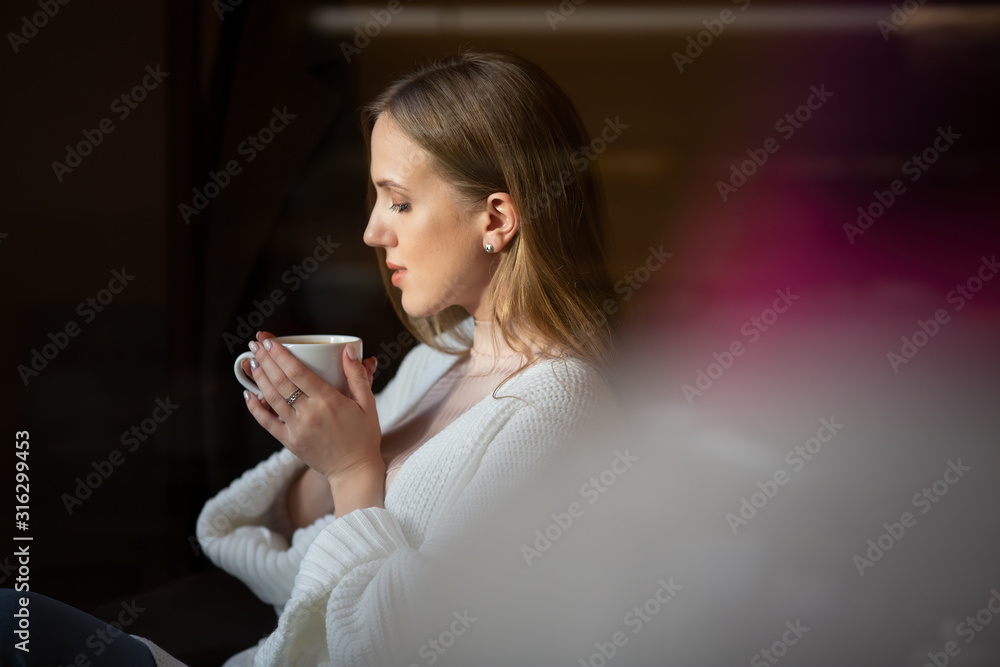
[401,292,453,320]
[400,294,433,319]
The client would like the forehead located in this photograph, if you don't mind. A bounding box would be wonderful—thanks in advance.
[370,114,431,183]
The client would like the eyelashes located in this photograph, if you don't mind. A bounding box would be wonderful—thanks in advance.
[389,202,410,213]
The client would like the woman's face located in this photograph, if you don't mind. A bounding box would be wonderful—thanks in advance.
[363,114,492,319]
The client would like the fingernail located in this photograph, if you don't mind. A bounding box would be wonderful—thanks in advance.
[346,345,357,361]
[250,358,258,370]
[371,356,378,369]
[243,390,250,402]
[249,341,259,353]
[263,339,272,351]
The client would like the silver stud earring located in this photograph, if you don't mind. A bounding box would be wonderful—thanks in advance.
[484,243,494,253]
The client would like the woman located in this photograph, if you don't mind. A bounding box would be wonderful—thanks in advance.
[1,50,617,666]
[201,48,617,666]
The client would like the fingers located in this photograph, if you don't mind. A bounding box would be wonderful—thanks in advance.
[248,362,291,421]
[244,389,286,437]
[259,338,327,398]
[242,358,280,417]
[241,357,255,383]
[249,340,300,420]
[343,347,376,413]
[243,336,375,420]
[362,356,377,386]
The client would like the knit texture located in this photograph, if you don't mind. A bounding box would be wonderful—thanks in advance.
[383,319,528,490]
[137,317,611,666]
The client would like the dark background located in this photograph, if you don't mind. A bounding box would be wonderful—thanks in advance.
[1,0,997,643]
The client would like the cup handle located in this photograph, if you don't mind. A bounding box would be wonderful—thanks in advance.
[234,351,260,395]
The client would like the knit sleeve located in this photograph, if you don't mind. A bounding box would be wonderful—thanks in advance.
[195,447,332,609]
[251,358,610,666]
[194,341,455,611]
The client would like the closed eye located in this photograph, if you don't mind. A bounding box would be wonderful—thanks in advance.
[389,203,410,213]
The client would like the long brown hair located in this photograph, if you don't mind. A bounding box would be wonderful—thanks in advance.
[362,51,616,379]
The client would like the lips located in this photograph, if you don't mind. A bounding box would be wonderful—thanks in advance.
[387,261,407,286]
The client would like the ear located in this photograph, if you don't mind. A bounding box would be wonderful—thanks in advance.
[480,192,520,253]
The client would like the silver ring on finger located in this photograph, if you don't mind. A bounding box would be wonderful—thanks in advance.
[285,387,304,407]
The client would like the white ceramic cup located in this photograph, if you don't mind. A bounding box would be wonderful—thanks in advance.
[234,335,362,396]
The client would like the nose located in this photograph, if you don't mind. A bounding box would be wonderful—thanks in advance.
[363,204,395,249]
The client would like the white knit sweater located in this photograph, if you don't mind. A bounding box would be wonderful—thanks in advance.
[135,319,611,666]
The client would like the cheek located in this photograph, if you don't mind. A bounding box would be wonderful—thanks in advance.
[404,220,448,268]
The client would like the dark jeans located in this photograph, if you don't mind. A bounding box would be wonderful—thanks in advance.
[1,588,157,666]
[2,569,277,666]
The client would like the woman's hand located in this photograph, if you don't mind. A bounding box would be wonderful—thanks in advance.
[242,331,384,517]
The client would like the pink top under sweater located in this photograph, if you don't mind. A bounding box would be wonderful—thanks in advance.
[382,320,528,490]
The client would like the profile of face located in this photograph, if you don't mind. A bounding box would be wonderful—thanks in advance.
[363,114,518,320]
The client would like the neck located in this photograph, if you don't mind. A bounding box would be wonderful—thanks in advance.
[471,319,523,359]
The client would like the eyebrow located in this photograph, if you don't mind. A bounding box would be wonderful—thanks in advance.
[374,179,409,191]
